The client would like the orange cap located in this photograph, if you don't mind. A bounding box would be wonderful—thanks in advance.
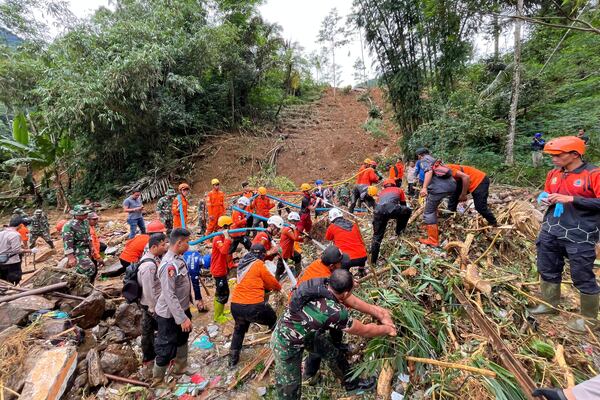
[544,136,586,155]
[383,178,396,187]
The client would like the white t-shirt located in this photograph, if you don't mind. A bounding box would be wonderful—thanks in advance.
[0,229,22,264]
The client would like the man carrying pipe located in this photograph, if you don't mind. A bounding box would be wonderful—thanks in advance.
[298,183,316,234]
[210,216,233,324]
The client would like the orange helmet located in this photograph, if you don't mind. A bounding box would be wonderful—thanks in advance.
[383,178,396,187]
[147,220,166,233]
[178,183,190,191]
[543,136,586,155]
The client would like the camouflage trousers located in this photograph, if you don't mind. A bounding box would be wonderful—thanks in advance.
[74,252,97,281]
[271,331,349,399]
[30,232,54,248]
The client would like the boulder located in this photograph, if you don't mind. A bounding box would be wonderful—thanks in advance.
[100,344,138,376]
[104,326,127,343]
[20,346,77,400]
[9,295,57,311]
[70,291,105,329]
[34,247,57,263]
[114,302,142,338]
[35,318,71,339]
[0,303,32,330]
[92,322,109,340]
[86,348,108,387]
[100,261,125,278]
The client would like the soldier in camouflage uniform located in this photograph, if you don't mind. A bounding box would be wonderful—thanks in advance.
[29,209,54,249]
[62,205,96,281]
[156,188,176,232]
[11,208,26,219]
[197,198,207,236]
[270,269,396,399]
[336,184,351,208]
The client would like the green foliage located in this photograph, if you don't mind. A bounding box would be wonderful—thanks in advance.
[362,118,387,140]
[0,0,321,199]
[368,105,382,119]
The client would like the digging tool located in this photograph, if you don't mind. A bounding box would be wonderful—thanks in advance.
[280,258,298,286]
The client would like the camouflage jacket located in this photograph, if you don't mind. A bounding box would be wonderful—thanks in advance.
[157,196,174,221]
[337,185,351,200]
[30,214,50,234]
[62,219,91,256]
[272,296,353,351]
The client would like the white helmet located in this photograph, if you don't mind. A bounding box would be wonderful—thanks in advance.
[328,208,343,222]
[287,212,300,222]
[267,215,284,229]
[237,196,250,207]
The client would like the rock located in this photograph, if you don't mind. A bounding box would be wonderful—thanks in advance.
[114,302,142,338]
[104,326,127,343]
[20,346,77,400]
[100,344,138,376]
[71,291,106,329]
[92,322,109,340]
[87,348,108,387]
[71,372,88,394]
[100,261,125,278]
[9,295,57,311]
[57,257,69,268]
[34,247,57,263]
[257,386,267,396]
[401,267,418,277]
[0,303,32,330]
[58,298,80,314]
[102,298,118,319]
[0,325,21,341]
[36,318,71,339]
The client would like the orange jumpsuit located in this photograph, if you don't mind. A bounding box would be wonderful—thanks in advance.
[172,195,189,229]
[252,195,275,218]
[17,224,29,247]
[206,189,225,234]
[90,226,101,261]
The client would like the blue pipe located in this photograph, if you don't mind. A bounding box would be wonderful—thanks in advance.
[231,205,292,227]
[189,227,266,245]
[266,194,366,213]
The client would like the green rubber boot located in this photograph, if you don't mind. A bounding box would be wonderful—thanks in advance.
[213,299,232,324]
[567,293,599,334]
[151,363,167,387]
[528,281,560,315]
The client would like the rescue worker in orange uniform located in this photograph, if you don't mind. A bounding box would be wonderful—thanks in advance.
[17,220,30,249]
[293,245,394,384]
[230,197,252,254]
[241,181,256,227]
[528,136,600,334]
[119,220,166,270]
[252,215,284,261]
[446,164,497,226]
[206,178,226,234]
[276,212,303,279]
[389,159,405,187]
[211,215,233,324]
[297,183,315,234]
[88,212,105,269]
[252,187,275,229]
[172,183,190,229]
[325,208,368,276]
[229,243,281,366]
[349,159,380,213]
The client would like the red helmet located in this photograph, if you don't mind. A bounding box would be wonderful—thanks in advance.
[383,178,396,187]
[147,220,166,233]
[544,136,586,155]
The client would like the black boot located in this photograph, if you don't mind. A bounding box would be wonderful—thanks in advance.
[229,350,240,367]
[345,376,376,393]
[532,388,567,400]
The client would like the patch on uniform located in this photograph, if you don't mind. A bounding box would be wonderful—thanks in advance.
[168,265,176,278]
[573,179,582,187]
[551,177,558,185]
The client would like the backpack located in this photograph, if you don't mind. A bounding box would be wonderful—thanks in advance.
[431,159,452,179]
[122,257,156,303]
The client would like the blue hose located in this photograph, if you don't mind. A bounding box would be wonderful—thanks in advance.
[266,194,366,213]
[189,227,266,246]
[177,194,186,229]
[231,206,292,227]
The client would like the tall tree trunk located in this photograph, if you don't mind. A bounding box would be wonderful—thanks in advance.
[358,29,367,85]
[332,44,337,98]
[493,13,500,61]
[506,0,523,165]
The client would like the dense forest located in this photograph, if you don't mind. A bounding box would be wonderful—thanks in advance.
[0,0,599,205]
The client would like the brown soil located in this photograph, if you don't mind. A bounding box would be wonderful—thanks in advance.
[187,87,401,197]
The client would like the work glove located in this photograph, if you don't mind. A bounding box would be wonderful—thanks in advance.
[553,203,564,218]
[537,191,549,204]
[531,388,567,400]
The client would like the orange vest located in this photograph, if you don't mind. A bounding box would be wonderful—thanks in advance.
[252,196,275,218]
[172,195,189,229]
[232,260,281,304]
[207,189,225,217]
[90,226,101,260]
[120,234,149,263]
[297,259,332,286]
[231,209,247,238]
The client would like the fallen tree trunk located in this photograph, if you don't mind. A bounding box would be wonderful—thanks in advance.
[0,284,84,301]
[0,282,69,303]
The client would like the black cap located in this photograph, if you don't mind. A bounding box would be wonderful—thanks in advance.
[250,243,266,256]
[321,245,350,266]
[415,147,429,156]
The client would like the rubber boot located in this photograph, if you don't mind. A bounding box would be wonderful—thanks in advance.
[151,363,167,387]
[139,360,154,381]
[567,292,599,334]
[172,345,193,375]
[418,224,439,247]
[229,350,240,367]
[532,388,568,400]
[528,281,560,315]
[213,300,232,324]
[345,376,377,393]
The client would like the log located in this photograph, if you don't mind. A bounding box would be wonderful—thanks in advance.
[405,356,496,378]
[0,284,84,301]
[554,344,575,387]
[377,360,394,399]
[105,374,149,387]
[256,353,275,382]
[0,282,69,303]
[228,348,271,390]
[358,266,392,284]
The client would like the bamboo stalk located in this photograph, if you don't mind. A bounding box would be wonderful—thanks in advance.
[405,356,496,378]
[0,282,68,303]
[554,345,575,387]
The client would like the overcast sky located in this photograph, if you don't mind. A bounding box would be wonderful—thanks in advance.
[67,0,512,86]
